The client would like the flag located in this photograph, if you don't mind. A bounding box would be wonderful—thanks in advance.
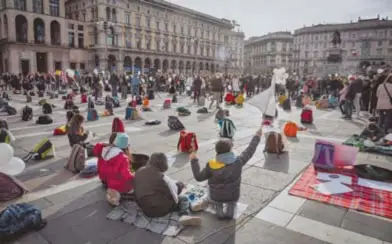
[248,77,276,117]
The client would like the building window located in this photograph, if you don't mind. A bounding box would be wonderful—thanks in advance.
[156,21,159,30]
[146,40,150,50]
[388,48,392,54]
[80,63,85,70]
[93,27,98,44]
[180,44,184,53]
[68,23,74,29]
[70,62,76,69]
[91,8,95,21]
[68,32,75,47]
[107,27,114,46]
[33,0,43,13]
[172,43,176,52]
[165,23,168,31]
[126,13,130,24]
[378,41,383,46]
[78,25,83,31]
[14,0,26,10]
[389,40,392,46]
[376,48,382,54]
[136,17,140,27]
[49,0,60,17]
[106,7,110,20]
[181,26,184,34]
[156,40,160,50]
[34,18,45,44]
[173,25,176,33]
[78,33,84,48]
[146,18,150,28]
[2,0,6,9]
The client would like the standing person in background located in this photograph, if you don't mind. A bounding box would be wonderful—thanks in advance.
[351,75,364,118]
[376,73,392,134]
[193,75,202,103]
[209,73,223,109]
[131,73,140,99]
[110,72,119,97]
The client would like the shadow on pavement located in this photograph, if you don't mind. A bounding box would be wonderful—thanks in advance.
[263,152,290,174]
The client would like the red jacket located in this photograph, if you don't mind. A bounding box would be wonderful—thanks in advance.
[225,93,235,103]
[93,143,134,193]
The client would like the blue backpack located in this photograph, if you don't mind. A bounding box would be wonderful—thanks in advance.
[0,203,46,241]
[125,107,133,120]
[87,108,99,121]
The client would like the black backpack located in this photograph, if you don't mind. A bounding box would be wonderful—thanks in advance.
[6,106,17,116]
[36,115,53,125]
[29,91,35,96]
[2,92,9,100]
[26,95,32,103]
[282,98,291,111]
[21,106,33,121]
[42,103,52,114]
[0,119,8,130]
[38,91,44,98]
[167,116,185,131]
[64,100,74,110]
[88,98,95,109]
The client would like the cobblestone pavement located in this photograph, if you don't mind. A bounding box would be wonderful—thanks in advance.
[1,91,391,244]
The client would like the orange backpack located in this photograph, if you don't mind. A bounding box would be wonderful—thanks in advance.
[283,122,298,137]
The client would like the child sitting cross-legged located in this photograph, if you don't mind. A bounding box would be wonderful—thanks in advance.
[190,127,262,219]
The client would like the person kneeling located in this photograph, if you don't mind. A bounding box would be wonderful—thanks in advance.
[133,153,204,226]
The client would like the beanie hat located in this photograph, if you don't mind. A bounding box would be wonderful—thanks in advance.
[215,139,232,154]
[149,153,168,172]
[114,133,129,149]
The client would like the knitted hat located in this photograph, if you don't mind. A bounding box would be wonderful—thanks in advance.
[148,153,168,172]
[114,133,129,149]
[215,139,232,154]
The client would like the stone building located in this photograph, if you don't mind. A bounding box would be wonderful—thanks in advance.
[244,31,293,74]
[0,0,236,75]
[224,27,245,74]
[292,16,392,76]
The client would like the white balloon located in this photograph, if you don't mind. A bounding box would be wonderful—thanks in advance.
[0,143,14,166]
[0,157,26,176]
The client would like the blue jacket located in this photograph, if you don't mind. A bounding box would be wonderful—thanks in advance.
[131,75,140,86]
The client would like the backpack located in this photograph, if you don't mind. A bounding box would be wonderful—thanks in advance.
[21,106,33,121]
[177,107,191,116]
[112,117,125,133]
[88,97,95,109]
[72,105,80,114]
[29,91,35,96]
[26,95,32,103]
[36,115,53,125]
[312,141,335,169]
[0,119,8,130]
[168,116,185,131]
[65,144,85,173]
[0,129,11,144]
[301,108,313,124]
[219,118,236,139]
[2,92,9,100]
[282,98,291,111]
[23,139,54,162]
[38,91,44,97]
[81,93,87,103]
[215,108,226,121]
[38,99,47,106]
[6,106,17,116]
[105,100,113,111]
[125,107,133,120]
[283,122,298,137]
[264,132,284,154]
[53,125,67,136]
[172,95,178,103]
[163,99,171,109]
[197,107,208,114]
[145,120,161,125]
[112,97,120,108]
[177,130,199,153]
[0,203,47,242]
[0,172,26,201]
[136,96,142,105]
[64,99,74,110]
[198,96,205,106]
[42,103,52,114]
[87,108,99,121]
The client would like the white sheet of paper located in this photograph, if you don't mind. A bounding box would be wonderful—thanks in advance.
[205,202,248,219]
[312,181,353,195]
[85,157,98,167]
[316,173,352,185]
[358,178,392,192]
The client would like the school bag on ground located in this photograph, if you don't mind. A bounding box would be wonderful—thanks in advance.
[38,99,47,106]
[38,91,44,97]
[177,107,191,116]
[220,118,236,139]
[0,119,8,130]
[6,105,17,115]
[87,108,99,121]
[26,95,32,103]
[283,122,298,137]
[112,117,125,133]
[64,99,74,110]
[264,132,284,154]
[282,98,291,111]
[29,91,35,96]
[65,144,86,173]
[177,130,199,153]
[81,93,87,103]
[36,115,53,125]
[42,103,52,114]
[23,138,54,162]
[168,116,185,131]
[163,99,171,109]
[0,203,47,242]
[0,172,27,202]
[21,106,33,121]
[0,129,12,144]
[172,95,178,103]
[112,97,120,108]
[301,108,313,124]
[197,107,208,114]
[53,125,67,136]
[88,97,95,109]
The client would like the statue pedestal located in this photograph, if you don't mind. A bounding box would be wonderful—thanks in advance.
[324,47,343,75]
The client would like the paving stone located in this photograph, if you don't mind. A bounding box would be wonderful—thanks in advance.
[9,232,50,244]
[109,229,187,244]
[298,200,348,227]
[255,206,294,227]
[28,198,54,210]
[241,167,293,191]
[225,218,328,244]
[238,183,276,215]
[40,201,130,244]
[341,211,392,242]
[268,190,306,214]
[168,166,195,183]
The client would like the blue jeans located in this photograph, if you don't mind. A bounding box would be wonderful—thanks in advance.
[132,84,140,97]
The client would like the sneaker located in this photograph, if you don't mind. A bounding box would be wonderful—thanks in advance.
[179,215,202,226]
[191,199,209,212]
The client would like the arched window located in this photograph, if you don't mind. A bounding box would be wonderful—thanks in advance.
[50,20,60,45]
[14,0,26,10]
[34,18,45,44]
[106,7,110,20]
[93,27,98,44]
[3,15,8,38]
[33,0,43,13]
[15,15,28,42]
[107,26,114,46]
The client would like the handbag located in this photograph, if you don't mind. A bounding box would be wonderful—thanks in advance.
[383,83,392,105]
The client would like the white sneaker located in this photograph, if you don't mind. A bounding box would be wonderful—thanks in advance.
[190,199,209,212]
[179,215,202,226]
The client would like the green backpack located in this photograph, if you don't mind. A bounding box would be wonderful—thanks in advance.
[0,129,11,144]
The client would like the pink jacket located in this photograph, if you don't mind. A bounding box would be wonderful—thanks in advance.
[339,86,348,101]
[376,83,392,110]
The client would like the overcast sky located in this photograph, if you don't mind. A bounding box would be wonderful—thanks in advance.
[167,0,392,39]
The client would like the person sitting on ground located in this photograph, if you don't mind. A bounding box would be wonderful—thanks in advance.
[133,153,204,226]
[190,127,262,220]
[328,94,338,108]
[360,117,384,142]
[315,95,329,109]
[224,92,235,105]
[295,91,304,108]
[94,133,134,206]
[66,114,89,147]
[235,92,245,107]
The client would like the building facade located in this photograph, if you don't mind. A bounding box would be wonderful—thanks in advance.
[292,16,392,76]
[0,0,235,74]
[224,28,245,74]
[244,31,293,74]
[0,0,89,74]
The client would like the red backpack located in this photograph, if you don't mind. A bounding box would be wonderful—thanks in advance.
[301,108,313,124]
[112,117,125,133]
[0,172,27,201]
[177,130,199,153]
[81,93,87,103]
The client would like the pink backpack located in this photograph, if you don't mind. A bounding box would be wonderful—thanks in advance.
[163,99,171,109]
